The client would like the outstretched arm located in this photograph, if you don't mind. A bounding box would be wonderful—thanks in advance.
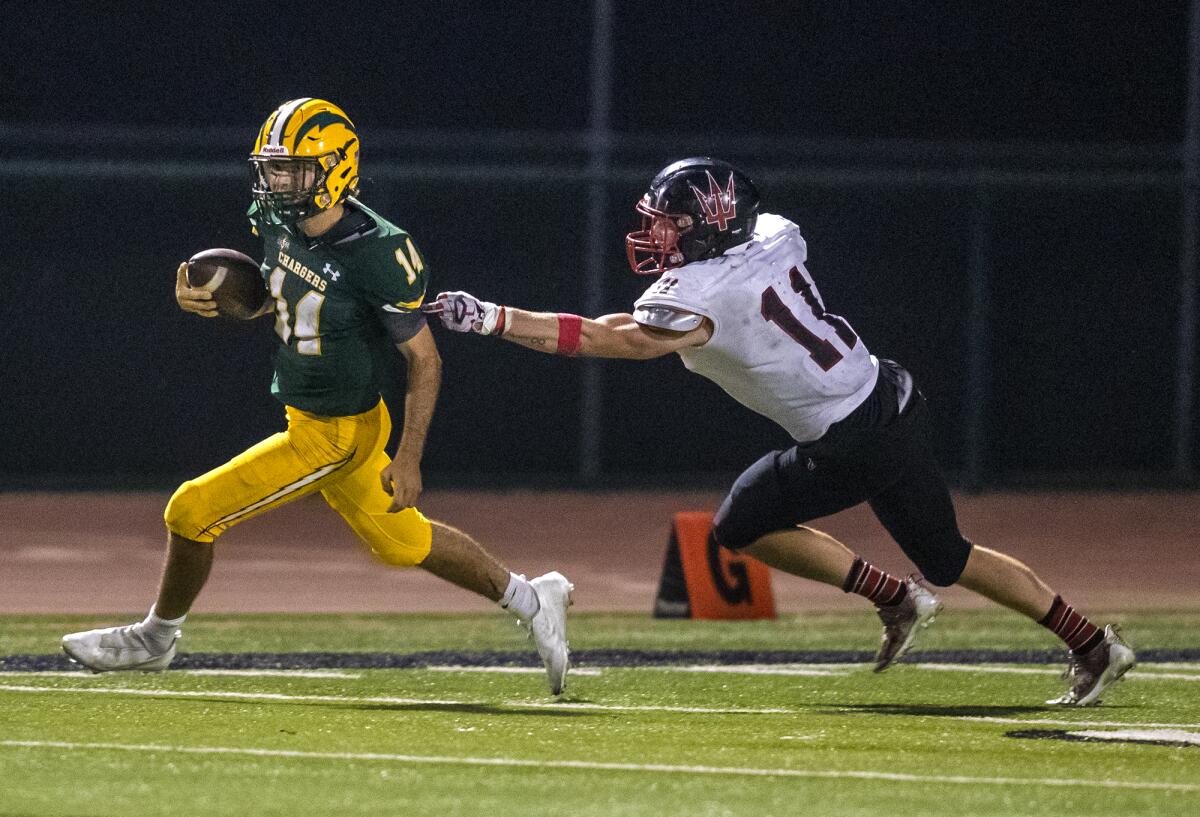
[424,291,710,360]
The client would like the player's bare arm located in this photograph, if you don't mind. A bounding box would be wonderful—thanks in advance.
[424,292,710,359]
[380,323,442,512]
[505,309,710,359]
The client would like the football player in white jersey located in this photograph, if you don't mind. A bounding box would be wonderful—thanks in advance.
[426,158,1135,706]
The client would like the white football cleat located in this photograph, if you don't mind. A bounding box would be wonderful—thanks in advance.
[874,576,942,672]
[527,572,574,695]
[62,623,178,673]
[1047,624,1136,706]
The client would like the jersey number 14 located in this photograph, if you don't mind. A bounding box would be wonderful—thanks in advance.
[760,265,858,371]
[269,268,324,356]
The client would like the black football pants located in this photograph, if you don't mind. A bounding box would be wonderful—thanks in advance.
[711,361,973,587]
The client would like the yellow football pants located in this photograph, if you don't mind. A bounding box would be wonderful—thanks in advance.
[163,400,433,566]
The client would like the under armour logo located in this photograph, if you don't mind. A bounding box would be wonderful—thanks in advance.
[688,171,738,231]
[323,262,340,281]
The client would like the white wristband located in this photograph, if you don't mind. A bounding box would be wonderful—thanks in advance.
[478,302,503,336]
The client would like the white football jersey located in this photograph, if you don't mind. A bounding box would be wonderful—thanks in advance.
[633,213,878,442]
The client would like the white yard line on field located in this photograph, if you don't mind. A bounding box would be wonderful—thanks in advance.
[181,669,363,679]
[423,666,603,676]
[956,715,1200,729]
[914,664,1061,675]
[665,665,851,677]
[620,663,1200,681]
[0,684,791,715]
[0,669,363,680]
[914,664,1200,681]
[2,664,1197,682]
[1070,729,1200,745]
[7,681,1199,728]
[1,739,1196,792]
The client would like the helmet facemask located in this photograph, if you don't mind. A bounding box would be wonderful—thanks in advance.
[249,153,341,223]
[625,196,695,276]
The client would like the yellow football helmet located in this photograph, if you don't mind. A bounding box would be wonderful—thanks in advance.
[250,98,360,222]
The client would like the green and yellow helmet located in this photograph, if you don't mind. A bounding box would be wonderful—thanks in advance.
[249,98,360,222]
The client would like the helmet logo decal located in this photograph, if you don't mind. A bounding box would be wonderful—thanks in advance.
[688,171,738,231]
[259,144,290,156]
[292,112,355,151]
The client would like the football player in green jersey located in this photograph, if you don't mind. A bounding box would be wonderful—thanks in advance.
[63,99,573,695]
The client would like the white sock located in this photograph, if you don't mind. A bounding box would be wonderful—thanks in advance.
[499,573,540,622]
[142,606,185,648]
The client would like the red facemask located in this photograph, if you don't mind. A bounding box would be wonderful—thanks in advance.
[625,196,694,275]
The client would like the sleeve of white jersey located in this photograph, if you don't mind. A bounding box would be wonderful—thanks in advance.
[632,271,717,330]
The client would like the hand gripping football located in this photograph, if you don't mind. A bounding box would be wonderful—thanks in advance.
[186,248,268,320]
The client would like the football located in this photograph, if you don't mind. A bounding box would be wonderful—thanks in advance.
[186,248,268,320]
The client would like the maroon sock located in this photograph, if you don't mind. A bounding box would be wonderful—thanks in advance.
[1039,595,1104,653]
[842,557,908,606]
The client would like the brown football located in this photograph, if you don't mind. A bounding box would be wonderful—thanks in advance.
[186,248,268,320]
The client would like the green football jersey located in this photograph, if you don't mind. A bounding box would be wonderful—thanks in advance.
[249,198,429,417]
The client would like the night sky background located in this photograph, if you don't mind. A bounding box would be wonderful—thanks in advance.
[0,1,1193,487]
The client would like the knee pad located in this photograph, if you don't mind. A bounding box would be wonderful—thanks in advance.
[163,480,218,543]
[361,510,433,567]
[912,535,973,587]
[710,513,752,551]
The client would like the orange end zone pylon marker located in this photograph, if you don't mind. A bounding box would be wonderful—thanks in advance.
[652,511,776,620]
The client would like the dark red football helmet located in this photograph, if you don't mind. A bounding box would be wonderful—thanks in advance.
[626,157,760,275]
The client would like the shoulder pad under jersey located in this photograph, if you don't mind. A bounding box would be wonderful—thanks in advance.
[632,305,704,331]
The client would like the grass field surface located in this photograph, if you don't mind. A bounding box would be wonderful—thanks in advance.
[2,611,1198,816]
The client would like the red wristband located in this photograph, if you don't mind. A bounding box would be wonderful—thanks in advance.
[556,313,583,356]
[493,306,508,337]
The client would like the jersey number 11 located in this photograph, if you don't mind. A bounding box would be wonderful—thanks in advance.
[760,265,858,372]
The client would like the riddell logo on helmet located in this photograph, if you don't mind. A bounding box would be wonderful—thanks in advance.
[259,145,290,156]
[689,171,737,231]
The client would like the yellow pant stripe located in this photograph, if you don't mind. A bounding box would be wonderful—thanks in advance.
[196,449,356,539]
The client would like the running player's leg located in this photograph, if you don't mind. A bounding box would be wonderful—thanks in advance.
[320,446,554,612]
[713,444,938,671]
[321,459,509,598]
[715,441,912,603]
[320,404,573,693]
[151,533,214,620]
[868,394,1060,618]
[149,428,343,624]
[420,520,508,600]
[868,394,1134,702]
[715,447,861,584]
[62,406,370,671]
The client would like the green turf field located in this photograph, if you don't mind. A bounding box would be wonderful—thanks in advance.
[2,610,1198,817]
